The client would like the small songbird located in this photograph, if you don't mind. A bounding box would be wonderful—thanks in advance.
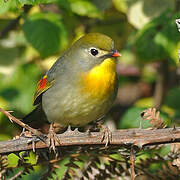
[23,33,121,149]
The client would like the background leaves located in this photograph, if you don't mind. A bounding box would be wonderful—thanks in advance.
[22,12,68,57]
[135,11,180,64]
[0,0,179,179]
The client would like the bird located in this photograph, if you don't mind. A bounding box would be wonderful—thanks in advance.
[23,33,121,150]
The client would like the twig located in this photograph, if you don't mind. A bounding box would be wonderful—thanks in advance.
[7,170,24,180]
[0,15,21,39]
[0,108,45,140]
[0,169,6,180]
[0,5,31,39]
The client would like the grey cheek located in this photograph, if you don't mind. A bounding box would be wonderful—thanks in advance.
[76,53,92,69]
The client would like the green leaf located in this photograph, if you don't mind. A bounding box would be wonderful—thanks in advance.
[119,106,171,129]
[58,0,71,11]
[0,46,21,66]
[159,145,170,156]
[16,0,57,6]
[0,97,7,123]
[0,134,11,140]
[68,0,102,18]
[22,151,37,165]
[165,87,180,110]
[118,106,150,129]
[0,63,41,114]
[0,0,11,14]
[0,0,18,14]
[127,0,175,29]
[53,158,69,179]
[113,0,129,13]
[135,11,180,65]
[22,12,68,58]
[8,153,19,167]
[92,0,111,11]
[58,0,102,18]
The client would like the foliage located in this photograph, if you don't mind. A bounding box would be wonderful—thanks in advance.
[135,10,180,64]
[1,144,180,179]
[22,12,68,58]
[0,0,180,179]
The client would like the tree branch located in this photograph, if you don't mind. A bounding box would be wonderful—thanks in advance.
[0,5,32,39]
[0,107,45,139]
[0,127,180,154]
[0,107,180,155]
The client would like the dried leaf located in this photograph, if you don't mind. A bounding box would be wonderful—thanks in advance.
[172,158,180,170]
[141,108,165,128]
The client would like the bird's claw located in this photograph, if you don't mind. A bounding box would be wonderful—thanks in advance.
[46,123,61,153]
[97,123,112,147]
[85,122,112,146]
[18,130,44,152]
[101,126,112,147]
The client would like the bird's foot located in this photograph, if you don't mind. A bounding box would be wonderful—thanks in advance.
[19,128,46,152]
[98,123,112,147]
[86,122,112,146]
[47,123,61,153]
[20,128,35,138]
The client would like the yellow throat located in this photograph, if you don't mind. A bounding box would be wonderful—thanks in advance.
[81,58,116,99]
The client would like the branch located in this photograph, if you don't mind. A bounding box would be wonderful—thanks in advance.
[0,5,32,39]
[0,127,180,154]
[0,108,45,139]
[0,107,180,155]
[0,15,21,39]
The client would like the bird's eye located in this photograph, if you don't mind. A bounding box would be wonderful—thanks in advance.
[90,48,99,56]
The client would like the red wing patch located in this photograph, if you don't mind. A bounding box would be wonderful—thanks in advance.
[38,75,47,90]
[33,75,53,105]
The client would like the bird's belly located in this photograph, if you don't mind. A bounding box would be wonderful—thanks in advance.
[42,82,117,127]
[42,58,117,127]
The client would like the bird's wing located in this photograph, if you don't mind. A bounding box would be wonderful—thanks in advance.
[33,74,54,105]
[33,56,64,105]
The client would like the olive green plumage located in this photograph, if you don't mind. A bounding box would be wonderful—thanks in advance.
[75,33,114,51]
[23,33,120,132]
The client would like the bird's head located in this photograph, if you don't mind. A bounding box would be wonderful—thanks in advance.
[67,33,121,72]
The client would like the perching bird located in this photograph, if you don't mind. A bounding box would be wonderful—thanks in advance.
[23,33,121,149]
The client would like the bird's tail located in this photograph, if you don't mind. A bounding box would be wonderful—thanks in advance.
[22,104,50,133]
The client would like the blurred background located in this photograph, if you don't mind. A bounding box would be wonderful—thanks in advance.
[0,0,179,140]
[0,0,180,179]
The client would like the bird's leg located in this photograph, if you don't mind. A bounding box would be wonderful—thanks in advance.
[20,128,26,136]
[47,123,61,153]
[18,128,46,152]
[97,122,112,147]
[85,117,104,135]
[85,119,112,146]
[85,124,98,136]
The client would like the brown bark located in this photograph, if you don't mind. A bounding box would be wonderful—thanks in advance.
[0,127,180,154]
